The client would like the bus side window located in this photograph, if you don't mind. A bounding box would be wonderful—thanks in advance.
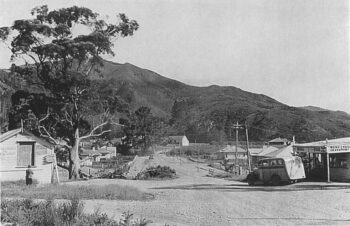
[270,160,277,166]
[262,160,268,167]
[277,159,284,166]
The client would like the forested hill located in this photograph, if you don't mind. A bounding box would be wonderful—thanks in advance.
[1,60,350,143]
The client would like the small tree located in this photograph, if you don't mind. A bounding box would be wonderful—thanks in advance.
[0,5,138,179]
[120,107,167,155]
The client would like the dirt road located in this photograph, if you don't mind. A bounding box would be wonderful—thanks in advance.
[71,154,350,225]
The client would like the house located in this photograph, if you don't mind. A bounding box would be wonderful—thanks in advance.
[0,128,55,184]
[80,147,101,166]
[168,135,190,146]
[215,145,248,160]
[268,137,290,146]
[96,146,116,160]
[109,137,123,145]
[249,147,264,166]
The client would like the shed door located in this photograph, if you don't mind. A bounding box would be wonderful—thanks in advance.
[17,142,34,166]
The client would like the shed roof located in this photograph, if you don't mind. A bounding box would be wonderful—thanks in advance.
[293,137,350,147]
[0,128,54,149]
[217,145,247,153]
[80,148,101,156]
[265,145,293,158]
[256,146,279,157]
[169,136,187,142]
[249,148,263,155]
[268,137,290,143]
[97,147,115,154]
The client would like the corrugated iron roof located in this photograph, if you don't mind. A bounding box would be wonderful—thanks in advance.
[0,128,22,142]
[217,145,247,153]
[80,148,101,156]
[268,137,289,143]
[0,128,54,149]
[256,146,279,157]
[265,145,293,158]
[293,137,350,147]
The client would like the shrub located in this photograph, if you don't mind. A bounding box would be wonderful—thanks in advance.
[1,198,151,226]
[136,165,176,180]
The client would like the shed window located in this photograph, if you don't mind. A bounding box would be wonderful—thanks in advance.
[17,142,35,167]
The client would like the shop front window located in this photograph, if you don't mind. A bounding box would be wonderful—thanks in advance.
[330,155,348,169]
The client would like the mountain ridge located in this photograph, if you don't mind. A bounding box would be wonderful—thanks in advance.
[1,60,350,142]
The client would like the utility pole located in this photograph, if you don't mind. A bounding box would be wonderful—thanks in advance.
[245,122,251,172]
[232,122,244,166]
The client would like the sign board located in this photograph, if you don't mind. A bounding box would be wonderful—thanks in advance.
[293,146,326,154]
[43,154,55,164]
[328,145,350,154]
[293,145,350,154]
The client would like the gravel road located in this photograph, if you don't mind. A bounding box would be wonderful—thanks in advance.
[70,154,350,225]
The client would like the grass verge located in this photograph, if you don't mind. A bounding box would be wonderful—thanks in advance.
[1,198,151,226]
[1,180,153,201]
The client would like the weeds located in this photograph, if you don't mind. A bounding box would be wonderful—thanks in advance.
[1,181,152,201]
[1,198,151,226]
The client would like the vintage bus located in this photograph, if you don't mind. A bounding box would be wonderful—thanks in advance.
[247,156,306,186]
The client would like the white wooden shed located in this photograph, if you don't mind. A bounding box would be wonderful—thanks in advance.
[0,128,55,184]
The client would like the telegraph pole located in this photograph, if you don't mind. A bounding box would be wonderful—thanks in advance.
[245,122,251,172]
[232,122,244,166]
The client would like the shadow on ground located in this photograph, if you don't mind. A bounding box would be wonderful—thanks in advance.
[151,183,350,192]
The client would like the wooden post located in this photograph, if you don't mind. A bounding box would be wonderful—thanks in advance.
[54,153,60,184]
[325,140,330,183]
[326,152,330,183]
[232,122,243,174]
[235,122,239,166]
[245,122,251,172]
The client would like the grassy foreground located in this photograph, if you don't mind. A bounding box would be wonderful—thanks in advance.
[1,180,153,201]
[1,198,151,226]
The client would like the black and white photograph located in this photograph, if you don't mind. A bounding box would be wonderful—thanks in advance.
[0,0,349,225]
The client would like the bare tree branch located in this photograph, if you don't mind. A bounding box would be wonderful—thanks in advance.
[57,162,69,170]
[38,125,58,145]
[80,121,124,140]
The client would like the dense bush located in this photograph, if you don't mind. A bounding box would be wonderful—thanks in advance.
[136,165,176,180]
[168,145,225,157]
[1,198,151,226]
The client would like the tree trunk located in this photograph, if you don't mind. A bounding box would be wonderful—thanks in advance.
[70,128,81,180]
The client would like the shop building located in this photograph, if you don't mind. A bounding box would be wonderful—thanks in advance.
[293,137,350,182]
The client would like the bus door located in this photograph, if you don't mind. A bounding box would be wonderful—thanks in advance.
[258,159,270,182]
[269,158,287,180]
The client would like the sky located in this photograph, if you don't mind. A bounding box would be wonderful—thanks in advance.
[0,0,349,112]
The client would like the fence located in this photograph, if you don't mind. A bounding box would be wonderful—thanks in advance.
[92,160,119,169]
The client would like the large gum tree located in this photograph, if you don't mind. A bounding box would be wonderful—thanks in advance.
[0,5,138,179]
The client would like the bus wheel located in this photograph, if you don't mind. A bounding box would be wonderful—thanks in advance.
[247,175,255,186]
[271,175,281,186]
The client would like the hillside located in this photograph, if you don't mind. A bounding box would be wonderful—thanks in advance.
[1,60,350,142]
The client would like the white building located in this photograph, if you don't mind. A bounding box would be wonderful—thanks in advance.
[0,129,55,184]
